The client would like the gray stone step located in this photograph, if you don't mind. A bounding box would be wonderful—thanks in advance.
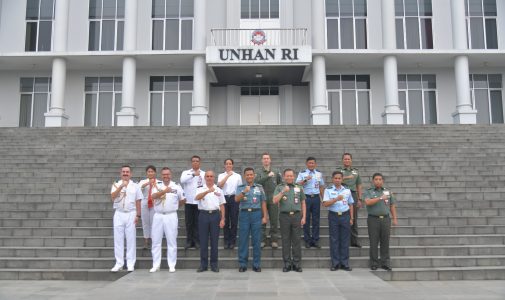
[0,234,503,247]
[1,207,503,219]
[2,214,504,228]
[0,269,127,281]
[373,266,505,281]
[1,224,504,237]
[1,255,504,269]
[1,245,504,258]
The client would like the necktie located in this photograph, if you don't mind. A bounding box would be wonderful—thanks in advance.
[148,182,153,208]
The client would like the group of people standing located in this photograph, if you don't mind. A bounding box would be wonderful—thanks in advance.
[109,152,398,273]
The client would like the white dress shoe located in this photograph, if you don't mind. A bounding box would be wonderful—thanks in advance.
[110,265,122,272]
[169,267,176,273]
[149,266,160,273]
[127,266,134,272]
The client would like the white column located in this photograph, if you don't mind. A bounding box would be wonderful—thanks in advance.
[380,0,404,124]
[310,0,330,125]
[190,0,208,125]
[450,0,476,124]
[45,0,69,127]
[312,0,325,50]
[117,0,138,126]
[311,56,330,125]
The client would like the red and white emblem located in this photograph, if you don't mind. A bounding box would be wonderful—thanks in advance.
[251,30,267,45]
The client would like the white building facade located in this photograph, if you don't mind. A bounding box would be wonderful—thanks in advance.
[0,0,504,127]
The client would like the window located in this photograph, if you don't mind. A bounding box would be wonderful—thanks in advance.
[25,0,54,51]
[152,0,193,50]
[89,0,125,51]
[398,74,437,124]
[395,0,433,49]
[325,0,368,49]
[149,76,193,126]
[241,0,279,19]
[327,75,370,125]
[19,77,51,127]
[470,74,503,124]
[240,86,279,96]
[465,0,498,49]
[84,77,122,127]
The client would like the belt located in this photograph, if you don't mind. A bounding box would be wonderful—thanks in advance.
[281,211,300,215]
[156,211,176,215]
[241,208,260,212]
[116,210,133,213]
[200,209,219,214]
[368,214,389,219]
[330,210,350,216]
[225,194,235,197]
[305,194,320,197]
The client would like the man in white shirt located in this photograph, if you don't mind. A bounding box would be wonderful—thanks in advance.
[110,165,142,272]
[195,170,226,273]
[180,155,205,249]
[149,167,186,273]
[217,158,243,249]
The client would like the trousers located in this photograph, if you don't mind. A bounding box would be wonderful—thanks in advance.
[113,210,137,268]
[151,212,178,269]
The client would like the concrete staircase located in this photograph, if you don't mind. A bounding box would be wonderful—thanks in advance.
[0,125,504,281]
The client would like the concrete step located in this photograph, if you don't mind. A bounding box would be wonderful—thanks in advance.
[1,224,504,237]
[2,198,505,210]
[372,266,505,281]
[1,245,504,258]
[1,234,503,247]
[2,215,504,228]
[1,207,503,218]
[1,255,504,269]
[0,269,127,281]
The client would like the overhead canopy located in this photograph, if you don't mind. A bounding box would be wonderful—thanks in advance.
[210,65,308,86]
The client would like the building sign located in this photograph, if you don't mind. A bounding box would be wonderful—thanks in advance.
[206,46,312,65]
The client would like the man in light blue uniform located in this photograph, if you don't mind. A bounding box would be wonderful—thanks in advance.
[296,157,325,248]
[323,171,354,271]
[235,167,268,272]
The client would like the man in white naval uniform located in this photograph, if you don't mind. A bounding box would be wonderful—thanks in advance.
[180,155,205,249]
[138,165,161,250]
[110,165,142,272]
[149,167,186,273]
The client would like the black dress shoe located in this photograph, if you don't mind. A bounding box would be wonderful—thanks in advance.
[370,266,378,270]
[211,266,219,273]
[252,266,261,272]
[184,243,192,250]
[197,267,207,272]
[229,244,235,250]
[282,266,291,272]
[194,244,200,249]
[313,242,321,249]
[330,265,340,271]
[341,265,352,271]
[239,266,247,272]
[224,244,229,249]
[381,266,392,271]
[294,266,303,272]
[304,242,311,248]
[351,243,362,248]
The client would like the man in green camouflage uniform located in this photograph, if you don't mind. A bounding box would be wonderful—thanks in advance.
[363,173,398,271]
[255,152,282,248]
[338,153,362,247]
[273,169,306,272]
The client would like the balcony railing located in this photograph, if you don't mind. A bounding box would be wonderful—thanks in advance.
[210,28,308,47]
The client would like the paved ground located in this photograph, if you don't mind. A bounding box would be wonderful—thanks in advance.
[0,269,504,300]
